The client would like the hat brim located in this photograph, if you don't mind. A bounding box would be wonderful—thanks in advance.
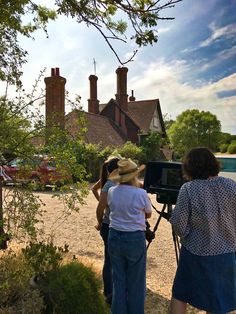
[108,169,120,181]
[119,164,145,183]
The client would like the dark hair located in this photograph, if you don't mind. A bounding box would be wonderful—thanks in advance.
[183,147,220,180]
[100,158,120,187]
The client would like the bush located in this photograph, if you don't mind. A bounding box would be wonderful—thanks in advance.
[227,142,236,154]
[140,131,163,162]
[113,141,145,164]
[42,261,109,314]
[0,251,45,313]
[219,143,229,153]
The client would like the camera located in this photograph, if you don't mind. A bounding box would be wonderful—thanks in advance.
[143,161,185,205]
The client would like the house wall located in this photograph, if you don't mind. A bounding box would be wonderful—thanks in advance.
[125,116,140,144]
[101,102,139,144]
[150,107,163,132]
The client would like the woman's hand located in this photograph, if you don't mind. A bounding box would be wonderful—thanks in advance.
[95,223,102,231]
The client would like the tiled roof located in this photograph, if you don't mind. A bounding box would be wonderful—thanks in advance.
[127,99,163,133]
[66,110,125,148]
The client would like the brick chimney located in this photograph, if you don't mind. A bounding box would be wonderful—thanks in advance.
[115,67,128,111]
[88,75,99,114]
[44,67,66,129]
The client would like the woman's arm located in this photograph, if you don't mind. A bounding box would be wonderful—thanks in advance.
[95,191,108,229]
[92,180,101,201]
[144,192,152,218]
[145,212,152,219]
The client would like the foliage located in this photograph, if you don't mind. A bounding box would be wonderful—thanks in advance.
[140,131,163,161]
[22,241,69,276]
[56,0,182,64]
[168,109,221,157]
[0,2,56,86]
[163,114,175,132]
[218,132,232,145]
[0,250,45,313]
[219,143,229,153]
[42,261,109,314]
[113,141,146,164]
[0,0,181,83]
[0,80,89,246]
[227,142,236,154]
[0,96,39,160]
[3,188,44,242]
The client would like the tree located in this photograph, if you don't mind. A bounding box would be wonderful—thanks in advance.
[0,80,89,248]
[168,109,221,157]
[0,0,182,86]
[140,131,163,161]
[0,2,56,87]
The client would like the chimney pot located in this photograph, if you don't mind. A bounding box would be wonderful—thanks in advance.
[55,67,60,76]
[129,90,136,101]
[51,68,55,76]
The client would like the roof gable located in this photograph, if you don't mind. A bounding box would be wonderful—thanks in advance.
[128,99,165,134]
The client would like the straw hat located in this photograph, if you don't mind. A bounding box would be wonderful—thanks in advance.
[117,158,145,183]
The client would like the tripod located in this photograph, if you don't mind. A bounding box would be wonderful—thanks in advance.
[146,202,181,265]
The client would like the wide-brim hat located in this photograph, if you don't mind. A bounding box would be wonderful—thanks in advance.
[116,158,145,183]
[108,168,120,181]
[105,154,122,164]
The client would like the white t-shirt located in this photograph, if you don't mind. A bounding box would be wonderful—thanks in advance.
[108,184,152,231]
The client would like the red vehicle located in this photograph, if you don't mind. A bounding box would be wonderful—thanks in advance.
[2,156,70,187]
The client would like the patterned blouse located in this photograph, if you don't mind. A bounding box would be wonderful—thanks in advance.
[170,176,236,256]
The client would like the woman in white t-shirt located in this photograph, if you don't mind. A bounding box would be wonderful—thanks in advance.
[108,159,152,314]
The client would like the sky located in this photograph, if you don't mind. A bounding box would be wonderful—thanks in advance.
[2,0,236,134]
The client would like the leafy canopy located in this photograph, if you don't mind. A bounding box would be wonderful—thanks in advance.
[0,0,182,85]
[168,109,221,157]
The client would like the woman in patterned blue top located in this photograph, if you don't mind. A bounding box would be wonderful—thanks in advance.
[170,147,236,314]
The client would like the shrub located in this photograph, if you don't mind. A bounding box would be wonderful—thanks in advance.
[227,142,236,154]
[0,251,45,313]
[41,261,109,314]
[22,241,69,276]
[140,131,163,162]
[113,141,146,164]
[219,143,229,153]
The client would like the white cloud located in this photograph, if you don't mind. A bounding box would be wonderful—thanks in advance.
[125,60,236,133]
[158,26,172,34]
[200,22,236,48]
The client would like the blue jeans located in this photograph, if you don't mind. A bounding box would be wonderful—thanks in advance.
[100,223,113,299]
[108,228,146,314]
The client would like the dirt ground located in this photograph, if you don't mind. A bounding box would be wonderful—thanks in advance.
[33,188,235,314]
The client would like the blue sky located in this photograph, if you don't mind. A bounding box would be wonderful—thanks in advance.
[2,0,236,134]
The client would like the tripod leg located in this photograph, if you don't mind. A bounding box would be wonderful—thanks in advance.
[171,226,180,265]
[146,204,166,250]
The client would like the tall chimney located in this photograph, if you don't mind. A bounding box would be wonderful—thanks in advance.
[88,75,99,114]
[115,67,128,111]
[44,67,66,130]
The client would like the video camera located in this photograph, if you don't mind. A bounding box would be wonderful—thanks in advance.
[143,161,185,205]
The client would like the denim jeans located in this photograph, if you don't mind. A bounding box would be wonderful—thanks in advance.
[100,223,113,299]
[108,228,146,314]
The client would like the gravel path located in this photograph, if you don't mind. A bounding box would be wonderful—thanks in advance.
[35,189,235,314]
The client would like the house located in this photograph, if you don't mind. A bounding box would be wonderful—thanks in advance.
[44,67,166,149]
